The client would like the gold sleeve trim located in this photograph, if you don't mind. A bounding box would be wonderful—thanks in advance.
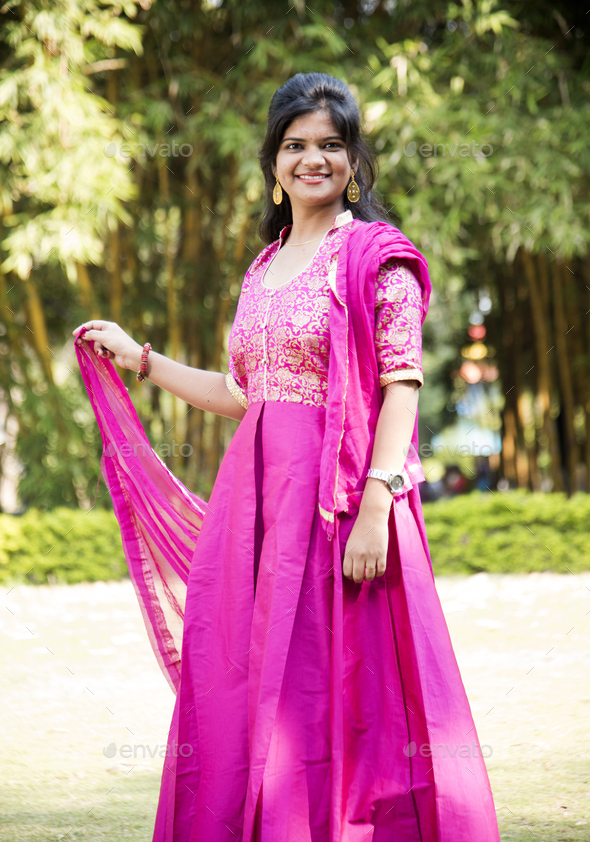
[225,371,248,410]
[380,368,424,387]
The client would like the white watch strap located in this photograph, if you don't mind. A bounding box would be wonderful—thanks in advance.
[366,467,411,495]
[367,468,392,484]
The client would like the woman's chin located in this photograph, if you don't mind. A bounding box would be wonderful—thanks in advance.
[290,191,344,209]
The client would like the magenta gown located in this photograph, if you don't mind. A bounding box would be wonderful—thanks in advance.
[150,212,501,841]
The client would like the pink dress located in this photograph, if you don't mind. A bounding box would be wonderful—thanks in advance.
[150,211,500,841]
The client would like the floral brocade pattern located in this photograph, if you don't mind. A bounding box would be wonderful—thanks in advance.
[227,213,423,409]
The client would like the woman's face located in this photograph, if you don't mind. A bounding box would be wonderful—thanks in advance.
[273,109,356,212]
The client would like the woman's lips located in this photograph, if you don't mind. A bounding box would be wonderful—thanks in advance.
[295,173,330,183]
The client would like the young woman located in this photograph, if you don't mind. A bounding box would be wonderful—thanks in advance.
[73,73,500,842]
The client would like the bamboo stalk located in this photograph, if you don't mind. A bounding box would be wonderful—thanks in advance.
[552,258,578,495]
[75,262,100,319]
[22,272,55,385]
[498,264,518,485]
[511,262,531,488]
[109,227,122,323]
[501,407,518,484]
[522,250,563,491]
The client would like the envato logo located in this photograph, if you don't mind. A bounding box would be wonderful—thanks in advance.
[103,141,193,160]
[403,741,493,759]
[404,141,493,158]
[104,440,193,458]
[103,741,193,759]
[403,443,495,458]
[418,443,494,458]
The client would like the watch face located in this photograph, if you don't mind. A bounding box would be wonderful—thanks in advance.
[391,474,404,492]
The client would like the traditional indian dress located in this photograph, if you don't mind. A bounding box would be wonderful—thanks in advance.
[75,210,500,842]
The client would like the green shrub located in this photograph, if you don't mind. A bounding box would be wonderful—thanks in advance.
[0,507,127,585]
[423,490,590,575]
[2,491,590,585]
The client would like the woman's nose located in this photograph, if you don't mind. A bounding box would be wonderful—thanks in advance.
[301,146,326,167]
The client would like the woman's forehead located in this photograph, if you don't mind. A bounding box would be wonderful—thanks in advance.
[282,109,342,141]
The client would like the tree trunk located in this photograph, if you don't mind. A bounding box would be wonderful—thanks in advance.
[552,258,578,495]
[75,262,99,319]
[511,262,531,488]
[522,250,563,491]
[498,264,518,485]
[501,406,518,484]
[109,227,122,323]
[22,273,54,386]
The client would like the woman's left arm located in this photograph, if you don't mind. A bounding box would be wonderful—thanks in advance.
[342,379,419,584]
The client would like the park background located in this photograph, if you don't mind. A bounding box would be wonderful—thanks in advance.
[2,0,590,579]
[1,1,590,841]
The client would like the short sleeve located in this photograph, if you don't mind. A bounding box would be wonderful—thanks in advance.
[226,321,249,410]
[375,258,424,387]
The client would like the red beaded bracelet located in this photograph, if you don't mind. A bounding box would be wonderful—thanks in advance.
[136,342,152,381]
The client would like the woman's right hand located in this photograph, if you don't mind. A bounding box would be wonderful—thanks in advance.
[72,321,143,371]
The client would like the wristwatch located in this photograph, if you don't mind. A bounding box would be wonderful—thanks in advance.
[366,468,405,494]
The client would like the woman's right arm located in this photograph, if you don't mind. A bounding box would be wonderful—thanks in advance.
[72,320,246,422]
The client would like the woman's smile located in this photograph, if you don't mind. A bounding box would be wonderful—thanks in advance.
[295,172,330,183]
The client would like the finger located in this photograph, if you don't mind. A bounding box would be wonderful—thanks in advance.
[85,320,110,330]
[376,558,387,577]
[352,560,365,584]
[82,329,109,343]
[364,564,377,582]
[342,543,356,580]
[76,321,110,335]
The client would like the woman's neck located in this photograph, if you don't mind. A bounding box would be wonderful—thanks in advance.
[287,202,346,244]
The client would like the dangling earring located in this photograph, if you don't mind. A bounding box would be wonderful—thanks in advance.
[347,168,360,203]
[273,174,283,205]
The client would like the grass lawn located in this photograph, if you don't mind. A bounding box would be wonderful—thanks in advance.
[1,573,589,840]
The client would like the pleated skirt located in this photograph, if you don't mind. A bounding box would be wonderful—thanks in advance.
[152,400,500,842]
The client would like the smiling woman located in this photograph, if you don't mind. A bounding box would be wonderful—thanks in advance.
[74,71,500,842]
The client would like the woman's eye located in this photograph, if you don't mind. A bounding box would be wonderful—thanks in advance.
[284,142,343,150]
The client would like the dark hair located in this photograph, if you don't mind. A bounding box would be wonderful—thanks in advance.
[257,72,392,244]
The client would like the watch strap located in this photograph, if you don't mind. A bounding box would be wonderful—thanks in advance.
[366,468,406,494]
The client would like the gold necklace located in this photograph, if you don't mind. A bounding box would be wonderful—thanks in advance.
[285,230,329,247]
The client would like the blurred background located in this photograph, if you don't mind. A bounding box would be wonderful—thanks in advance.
[1,0,590,580]
[3,7,590,839]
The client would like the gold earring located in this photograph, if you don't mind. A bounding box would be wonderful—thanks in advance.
[347,168,360,203]
[273,174,283,205]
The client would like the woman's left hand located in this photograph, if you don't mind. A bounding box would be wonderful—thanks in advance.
[342,511,390,584]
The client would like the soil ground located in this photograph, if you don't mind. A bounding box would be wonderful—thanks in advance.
[1,572,589,840]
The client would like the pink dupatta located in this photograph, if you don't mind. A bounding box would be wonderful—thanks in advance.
[75,332,206,694]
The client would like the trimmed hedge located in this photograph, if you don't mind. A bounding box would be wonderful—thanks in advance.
[423,490,590,575]
[2,491,590,585]
[0,507,127,585]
